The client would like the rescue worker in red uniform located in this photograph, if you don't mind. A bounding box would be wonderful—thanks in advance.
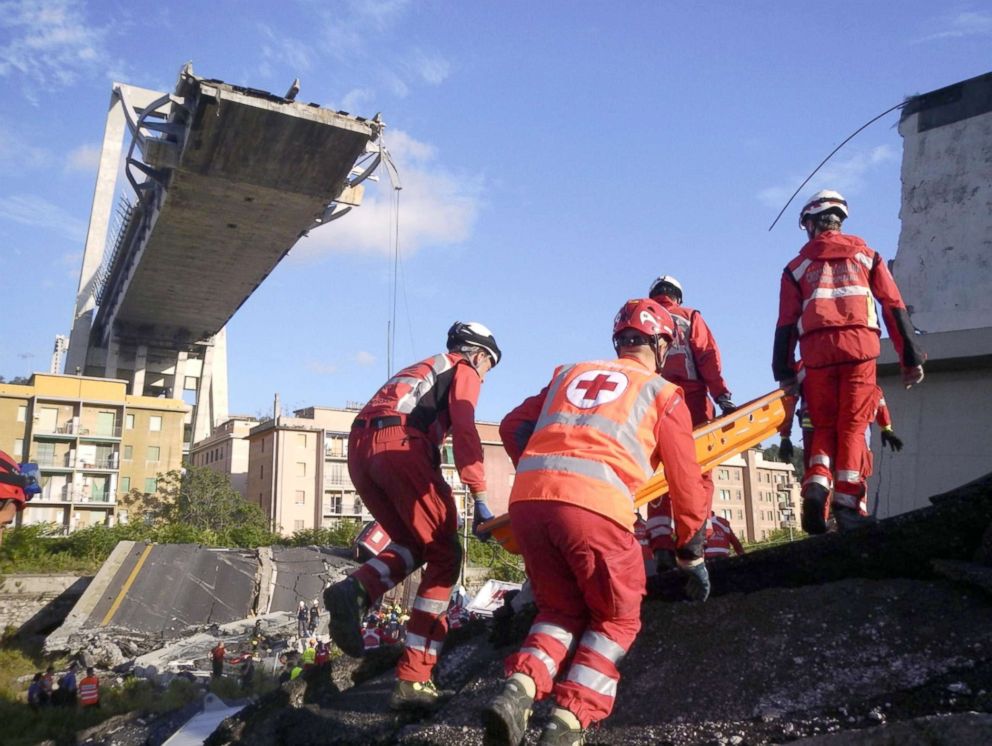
[482,299,710,746]
[324,321,500,711]
[773,190,924,534]
[645,276,734,560]
[704,512,745,560]
[0,450,40,529]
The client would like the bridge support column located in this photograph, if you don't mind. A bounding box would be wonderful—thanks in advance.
[132,345,148,396]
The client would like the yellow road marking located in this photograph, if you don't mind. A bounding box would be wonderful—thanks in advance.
[101,543,153,626]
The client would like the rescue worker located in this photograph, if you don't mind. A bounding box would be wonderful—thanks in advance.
[210,640,226,678]
[0,450,40,528]
[645,276,735,559]
[324,321,501,711]
[645,494,677,571]
[296,601,308,640]
[308,598,320,636]
[78,667,100,708]
[483,299,710,745]
[773,190,924,534]
[704,512,745,560]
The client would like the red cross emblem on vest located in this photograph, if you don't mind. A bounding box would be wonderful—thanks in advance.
[565,370,629,409]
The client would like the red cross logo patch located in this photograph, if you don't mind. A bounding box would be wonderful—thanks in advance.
[565,370,629,409]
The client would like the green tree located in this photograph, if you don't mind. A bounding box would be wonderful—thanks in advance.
[153,466,277,547]
[763,443,805,480]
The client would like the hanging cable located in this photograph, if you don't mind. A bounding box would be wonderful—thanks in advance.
[768,100,907,231]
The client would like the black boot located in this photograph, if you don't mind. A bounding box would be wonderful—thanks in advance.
[323,576,367,658]
[482,677,534,745]
[801,483,829,535]
[833,505,877,532]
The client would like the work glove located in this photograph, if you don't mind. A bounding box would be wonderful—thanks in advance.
[902,365,924,389]
[777,378,799,396]
[677,557,711,602]
[654,549,677,572]
[779,437,795,462]
[880,428,903,452]
[715,395,737,416]
[472,493,493,542]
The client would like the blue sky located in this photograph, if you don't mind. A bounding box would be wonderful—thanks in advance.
[1,0,989,423]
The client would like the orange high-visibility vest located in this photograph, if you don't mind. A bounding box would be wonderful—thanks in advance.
[79,676,99,706]
[509,359,679,531]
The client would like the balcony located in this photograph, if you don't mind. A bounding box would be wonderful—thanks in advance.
[33,423,78,439]
[34,487,117,505]
[71,490,117,506]
[78,425,123,440]
[34,454,76,470]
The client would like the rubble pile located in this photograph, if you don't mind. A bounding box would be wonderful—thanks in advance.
[200,473,992,745]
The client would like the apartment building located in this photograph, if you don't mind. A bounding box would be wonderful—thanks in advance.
[241,406,512,536]
[0,373,187,531]
[710,447,800,543]
[188,415,260,496]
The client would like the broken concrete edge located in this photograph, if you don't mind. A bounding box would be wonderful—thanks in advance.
[44,539,140,653]
[132,611,296,684]
[256,546,274,615]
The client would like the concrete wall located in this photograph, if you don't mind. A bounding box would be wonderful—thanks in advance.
[869,73,992,516]
[0,574,90,635]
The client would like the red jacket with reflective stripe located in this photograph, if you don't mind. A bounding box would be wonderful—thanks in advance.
[774,231,924,375]
[359,352,487,492]
[655,296,731,400]
[499,357,708,544]
[704,515,744,558]
[79,676,99,706]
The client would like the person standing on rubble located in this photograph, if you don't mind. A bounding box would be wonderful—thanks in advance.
[773,190,925,534]
[483,299,710,745]
[644,275,735,565]
[324,321,501,711]
[210,640,227,678]
[296,601,308,640]
[78,667,100,709]
[308,598,320,636]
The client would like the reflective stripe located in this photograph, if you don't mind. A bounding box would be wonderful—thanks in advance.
[564,663,618,698]
[517,454,633,502]
[521,646,558,677]
[385,543,416,573]
[530,622,575,651]
[805,474,832,490]
[854,252,874,270]
[645,515,672,530]
[832,490,861,510]
[404,632,442,657]
[395,354,454,414]
[836,469,861,484]
[368,558,396,590]
[810,454,831,468]
[791,258,812,282]
[413,596,448,615]
[668,314,698,381]
[534,412,653,480]
[803,285,871,307]
[578,631,625,664]
[537,365,576,423]
[706,546,730,556]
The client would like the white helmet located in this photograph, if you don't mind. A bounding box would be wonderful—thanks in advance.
[648,275,684,304]
[447,321,501,366]
[799,190,848,228]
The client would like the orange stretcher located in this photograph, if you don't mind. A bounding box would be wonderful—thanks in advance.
[479,388,796,554]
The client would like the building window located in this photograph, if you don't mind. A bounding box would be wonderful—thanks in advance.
[123,445,133,461]
[298,433,308,448]
[353,496,363,515]
[295,490,306,505]
[147,446,160,462]
[259,464,264,478]
[719,489,731,501]
[16,405,26,423]
[294,520,304,531]
[13,438,23,459]
[149,415,162,432]
[144,477,157,493]
[126,414,134,430]
[121,476,130,493]
[328,462,345,485]
[737,509,744,519]
[736,489,742,499]
[721,509,732,520]
[296,462,307,477]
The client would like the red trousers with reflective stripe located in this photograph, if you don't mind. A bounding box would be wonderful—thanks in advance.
[803,360,876,513]
[504,500,645,728]
[348,426,460,682]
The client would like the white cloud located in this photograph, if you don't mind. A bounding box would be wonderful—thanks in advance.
[758,145,898,210]
[353,350,376,367]
[340,87,374,115]
[409,49,450,86]
[258,23,313,76]
[0,121,52,168]
[917,10,992,41]
[0,193,87,241]
[292,128,480,260]
[64,142,99,173]
[0,0,111,95]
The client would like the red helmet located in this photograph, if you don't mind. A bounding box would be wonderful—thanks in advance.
[613,299,675,344]
[0,450,27,505]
